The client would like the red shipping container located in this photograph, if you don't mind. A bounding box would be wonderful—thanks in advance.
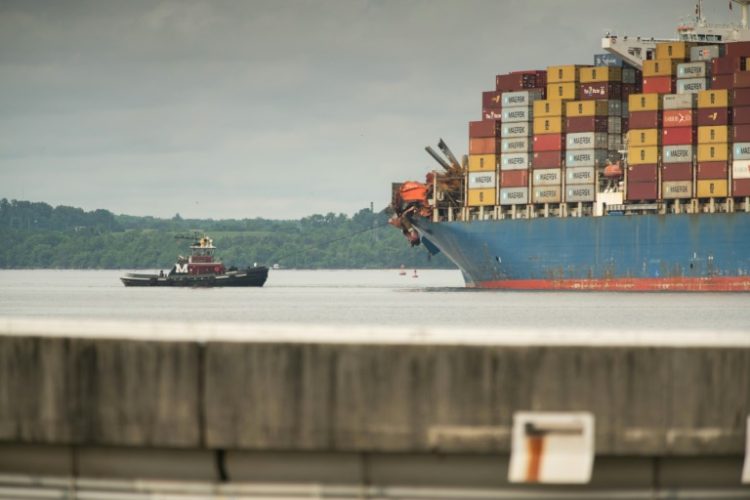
[500,170,529,188]
[626,181,658,201]
[733,178,750,196]
[532,151,564,169]
[533,133,564,151]
[724,42,750,58]
[734,72,750,88]
[627,164,658,182]
[733,124,750,142]
[662,126,696,145]
[662,109,695,128]
[697,161,728,179]
[643,76,675,94]
[579,82,622,100]
[469,119,501,138]
[629,110,662,129]
[733,88,750,106]
[483,109,502,120]
[712,56,744,75]
[733,105,750,124]
[496,72,546,92]
[662,162,693,181]
[711,74,734,90]
[697,107,730,126]
[482,91,503,110]
[469,138,500,155]
[566,116,609,133]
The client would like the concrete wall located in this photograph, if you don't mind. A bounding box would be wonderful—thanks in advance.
[1,334,748,455]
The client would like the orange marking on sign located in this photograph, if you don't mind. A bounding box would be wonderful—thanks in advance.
[526,436,544,482]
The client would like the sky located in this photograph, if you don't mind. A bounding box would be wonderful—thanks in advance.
[0,0,739,219]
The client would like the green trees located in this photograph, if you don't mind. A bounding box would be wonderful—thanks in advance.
[0,199,452,269]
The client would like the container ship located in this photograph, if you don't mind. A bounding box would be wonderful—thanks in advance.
[390,1,750,291]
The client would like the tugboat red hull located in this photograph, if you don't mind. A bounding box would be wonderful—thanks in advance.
[120,267,268,287]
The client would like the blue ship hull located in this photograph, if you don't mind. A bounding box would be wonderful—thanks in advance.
[415,213,750,291]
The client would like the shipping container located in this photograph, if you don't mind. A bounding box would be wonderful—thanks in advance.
[697,107,730,126]
[643,76,675,94]
[733,142,750,160]
[676,78,709,94]
[662,181,693,199]
[501,122,532,138]
[663,93,697,110]
[663,145,694,163]
[629,93,662,111]
[677,61,710,79]
[566,100,609,117]
[565,184,596,202]
[501,152,531,170]
[711,57,743,76]
[698,89,730,108]
[501,137,530,153]
[629,110,662,129]
[724,41,750,58]
[532,151,565,169]
[690,44,721,62]
[734,72,750,88]
[496,72,546,92]
[546,65,587,83]
[533,116,565,134]
[467,188,496,206]
[626,181,658,200]
[566,166,595,184]
[608,133,623,150]
[469,119,501,138]
[547,82,579,100]
[502,90,544,107]
[533,133,564,151]
[482,91,503,110]
[566,149,609,167]
[500,170,529,188]
[733,178,750,196]
[663,109,695,128]
[594,53,625,67]
[566,132,608,150]
[580,66,622,83]
[661,162,693,181]
[533,99,565,118]
[697,143,730,162]
[732,159,750,179]
[499,187,529,205]
[622,68,638,84]
[608,116,623,134]
[710,74,733,90]
[696,161,728,179]
[532,168,562,186]
[628,164,658,182]
[468,154,497,172]
[628,129,660,147]
[655,41,693,60]
[696,179,728,197]
[483,109,503,120]
[697,125,728,144]
[468,171,497,189]
[502,107,532,123]
[733,124,750,142]
[566,116,609,133]
[469,138,500,155]
[579,82,622,100]
[628,146,659,165]
[643,59,678,77]
[532,185,562,203]
[621,83,639,100]
[733,105,750,125]
[662,127,696,145]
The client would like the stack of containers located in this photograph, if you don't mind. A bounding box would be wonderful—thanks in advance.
[498,89,543,206]
[676,59,710,95]
[695,89,730,198]
[661,93,696,200]
[626,93,662,200]
[467,117,501,207]
[642,42,692,94]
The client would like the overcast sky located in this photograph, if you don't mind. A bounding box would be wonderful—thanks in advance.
[0,0,738,219]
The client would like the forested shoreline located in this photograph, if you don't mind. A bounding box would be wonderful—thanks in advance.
[0,199,453,269]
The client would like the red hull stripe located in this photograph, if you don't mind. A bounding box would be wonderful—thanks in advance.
[475,277,750,292]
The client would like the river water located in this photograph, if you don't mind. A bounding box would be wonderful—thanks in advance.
[0,269,749,332]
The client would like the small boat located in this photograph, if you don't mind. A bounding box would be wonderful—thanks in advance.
[121,235,268,287]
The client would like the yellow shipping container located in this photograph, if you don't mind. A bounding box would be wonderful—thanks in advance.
[697,126,729,144]
[655,41,693,61]
[467,188,496,206]
[628,129,660,147]
[566,100,609,117]
[546,83,578,101]
[628,146,659,165]
[629,93,662,112]
[468,154,497,172]
[533,99,565,118]
[533,116,565,134]
[642,59,678,77]
[697,89,730,108]
[697,179,728,198]
[547,65,588,83]
[697,143,729,162]
[579,66,622,83]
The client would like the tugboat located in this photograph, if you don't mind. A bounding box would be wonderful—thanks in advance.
[120,235,268,287]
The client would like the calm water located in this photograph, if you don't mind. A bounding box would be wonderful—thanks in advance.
[1,269,749,331]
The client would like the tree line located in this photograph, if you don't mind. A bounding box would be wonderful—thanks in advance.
[0,198,453,269]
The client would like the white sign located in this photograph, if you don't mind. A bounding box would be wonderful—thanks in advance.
[508,412,594,484]
[743,416,750,484]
